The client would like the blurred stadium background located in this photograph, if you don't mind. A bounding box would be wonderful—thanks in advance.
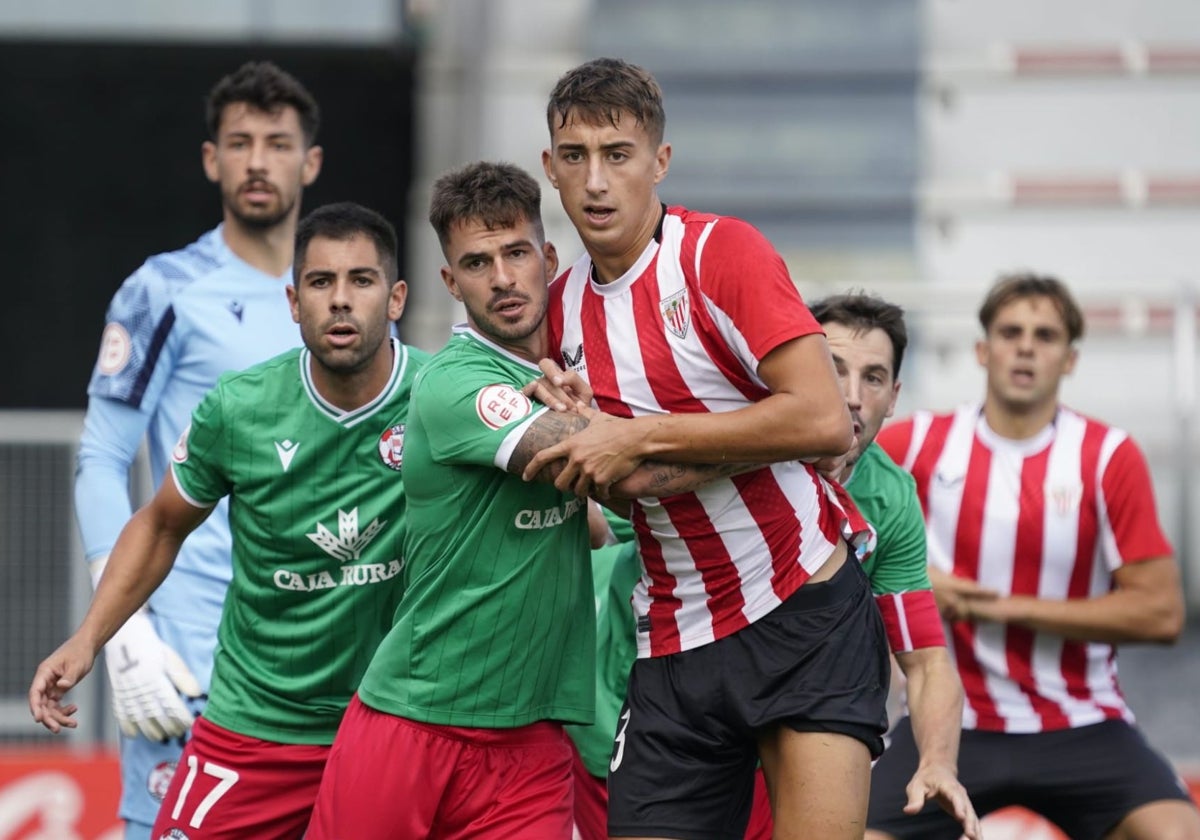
[2,0,1199,836]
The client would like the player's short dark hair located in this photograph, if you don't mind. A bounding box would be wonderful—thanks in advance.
[205,61,320,146]
[809,292,909,379]
[547,57,666,146]
[428,161,544,251]
[979,272,1085,343]
[294,202,399,284]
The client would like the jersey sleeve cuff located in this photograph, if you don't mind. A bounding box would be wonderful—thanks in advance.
[170,464,218,509]
[875,589,945,652]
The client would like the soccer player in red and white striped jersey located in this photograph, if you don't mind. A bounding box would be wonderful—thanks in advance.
[869,273,1200,840]
[532,58,891,840]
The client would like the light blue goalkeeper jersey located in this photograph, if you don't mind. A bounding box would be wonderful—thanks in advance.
[75,224,302,675]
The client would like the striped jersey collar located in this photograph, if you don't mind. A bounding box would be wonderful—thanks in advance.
[450,324,543,371]
[299,337,409,428]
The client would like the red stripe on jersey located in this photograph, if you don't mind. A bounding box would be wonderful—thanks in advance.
[630,252,711,413]
[876,590,946,653]
[578,283,631,418]
[680,220,771,402]
[632,504,683,656]
[660,492,750,643]
[1006,448,1070,730]
[1060,421,1115,711]
[1102,437,1174,560]
[732,469,804,601]
[951,438,1003,729]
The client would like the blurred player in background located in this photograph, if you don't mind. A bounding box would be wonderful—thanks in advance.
[870,273,1200,840]
[564,293,979,840]
[33,202,424,839]
[534,57,885,839]
[71,61,321,839]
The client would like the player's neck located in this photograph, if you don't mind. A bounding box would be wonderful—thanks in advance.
[588,202,663,284]
[981,399,1058,440]
[221,217,296,278]
[310,341,395,412]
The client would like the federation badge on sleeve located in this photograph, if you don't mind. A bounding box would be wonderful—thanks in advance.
[476,384,532,430]
[378,424,406,470]
[97,321,132,375]
[171,425,191,464]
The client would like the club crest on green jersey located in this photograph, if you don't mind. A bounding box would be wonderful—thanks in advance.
[378,424,405,470]
[475,384,532,429]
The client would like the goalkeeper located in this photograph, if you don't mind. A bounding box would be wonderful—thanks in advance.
[66,60,323,840]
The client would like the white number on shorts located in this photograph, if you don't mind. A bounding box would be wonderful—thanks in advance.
[169,754,241,828]
[610,708,631,773]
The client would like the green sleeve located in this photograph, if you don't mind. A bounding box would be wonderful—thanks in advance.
[413,364,546,468]
[171,383,231,505]
[865,480,931,596]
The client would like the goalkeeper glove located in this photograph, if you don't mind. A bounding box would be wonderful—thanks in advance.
[90,556,202,741]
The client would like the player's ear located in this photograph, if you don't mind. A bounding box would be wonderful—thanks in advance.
[542,148,556,187]
[887,380,901,419]
[653,142,671,185]
[440,266,462,302]
[286,284,301,324]
[542,240,559,281]
[302,145,323,187]
[388,279,409,321]
[974,338,988,368]
[1063,345,1079,376]
[201,141,219,183]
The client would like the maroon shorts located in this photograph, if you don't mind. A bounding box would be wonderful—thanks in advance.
[744,768,774,840]
[570,740,608,840]
[307,694,575,840]
[150,715,329,840]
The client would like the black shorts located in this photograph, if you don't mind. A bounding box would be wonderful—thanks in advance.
[867,716,1195,840]
[607,556,890,840]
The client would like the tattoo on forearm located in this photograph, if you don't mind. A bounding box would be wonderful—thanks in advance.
[639,460,755,494]
[509,412,590,481]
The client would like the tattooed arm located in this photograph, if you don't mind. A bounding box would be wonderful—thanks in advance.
[508,409,756,498]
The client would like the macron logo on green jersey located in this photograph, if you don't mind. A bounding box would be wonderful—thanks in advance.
[275,439,300,472]
[307,508,386,562]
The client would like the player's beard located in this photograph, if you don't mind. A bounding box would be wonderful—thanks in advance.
[473,294,548,345]
[223,183,297,231]
[305,317,389,377]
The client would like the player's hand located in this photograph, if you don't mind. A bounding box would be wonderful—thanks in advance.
[522,413,645,499]
[522,359,593,414]
[103,608,201,741]
[927,567,998,622]
[902,762,982,840]
[29,636,96,733]
[800,434,858,483]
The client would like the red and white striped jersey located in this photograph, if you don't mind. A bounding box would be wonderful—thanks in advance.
[547,205,857,658]
[876,404,1172,733]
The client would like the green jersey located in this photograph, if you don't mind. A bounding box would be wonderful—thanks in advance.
[358,328,595,728]
[568,441,931,775]
[171,339,428,744]
[564,509,641,777]
[846,442,931,596]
